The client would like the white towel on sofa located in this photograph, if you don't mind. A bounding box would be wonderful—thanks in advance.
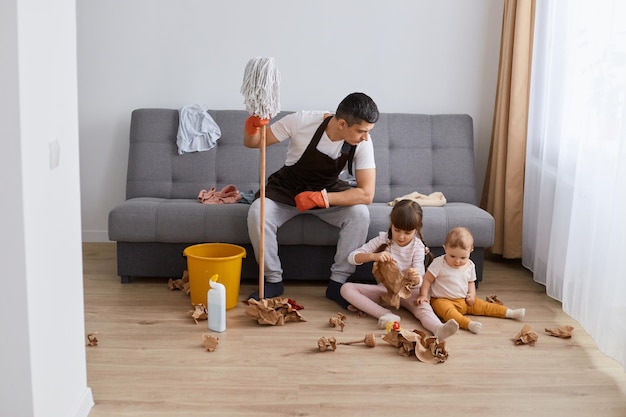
[388,191,447,207]
[176,104,221,155]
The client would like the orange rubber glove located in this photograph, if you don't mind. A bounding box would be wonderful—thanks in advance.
[244,115,270,135]
[295,189,329,212]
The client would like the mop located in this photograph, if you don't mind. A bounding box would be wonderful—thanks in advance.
[240,57,281,300]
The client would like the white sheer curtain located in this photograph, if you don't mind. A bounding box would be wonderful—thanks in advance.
[524,0,626,369]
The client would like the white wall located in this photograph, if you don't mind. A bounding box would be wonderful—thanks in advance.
[0,0,93,416]
[77,0,504,241]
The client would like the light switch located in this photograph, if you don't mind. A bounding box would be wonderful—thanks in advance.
[49,140,60,169]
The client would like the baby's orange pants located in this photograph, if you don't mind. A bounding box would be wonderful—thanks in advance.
[430,297,507,329]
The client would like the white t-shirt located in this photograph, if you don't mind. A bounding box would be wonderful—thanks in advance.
[427,255,477,299]
[270,110,376,171]
[348,231,426,286]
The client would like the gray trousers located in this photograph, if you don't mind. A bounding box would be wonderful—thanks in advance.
[247,198,370,284]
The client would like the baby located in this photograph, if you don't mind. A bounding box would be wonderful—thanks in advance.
[417,227,525,333]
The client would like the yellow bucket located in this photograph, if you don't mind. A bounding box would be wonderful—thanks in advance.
[183,243,246,310]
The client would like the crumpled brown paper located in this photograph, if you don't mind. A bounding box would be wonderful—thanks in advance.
[486,295,503,305]
[339,333,377,347]
[202,334,219,351]
[317,337,337,352]
[514,324,539,346]
[187,304,208,324]
[168,270,190,294]
[329,313,347,331]
[86,332,99,347]
[545,325,575,338]
[382,328,448,363]
[372,259,419,309]
[245,297,306,325]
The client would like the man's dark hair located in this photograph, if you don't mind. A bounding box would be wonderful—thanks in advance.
[335,92,379,126]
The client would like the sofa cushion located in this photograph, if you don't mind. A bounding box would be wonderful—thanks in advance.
[109,200,493,248]
[125,109,291,200]
[370,113,477,204]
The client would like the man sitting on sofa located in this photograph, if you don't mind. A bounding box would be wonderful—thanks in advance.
[244,92,379,308]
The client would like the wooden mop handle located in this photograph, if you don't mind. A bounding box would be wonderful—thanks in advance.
[259,124,266,300]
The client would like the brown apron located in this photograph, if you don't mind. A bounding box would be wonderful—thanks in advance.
[262,116,356,207]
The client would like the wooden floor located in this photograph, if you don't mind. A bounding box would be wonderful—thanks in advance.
[83,243,626,417]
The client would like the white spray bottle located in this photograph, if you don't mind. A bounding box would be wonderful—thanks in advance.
[207,274,226,332]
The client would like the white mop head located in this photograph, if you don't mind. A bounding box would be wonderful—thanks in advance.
[240,57,281,119]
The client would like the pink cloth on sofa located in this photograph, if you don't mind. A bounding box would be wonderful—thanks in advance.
[198,185,242,204]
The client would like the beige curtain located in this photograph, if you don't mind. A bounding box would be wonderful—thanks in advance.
[481,0,535,258]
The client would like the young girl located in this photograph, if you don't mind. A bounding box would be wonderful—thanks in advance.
[340,199,459,340]
[416,226,525,333]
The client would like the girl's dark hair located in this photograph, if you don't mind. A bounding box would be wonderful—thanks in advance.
[375,199,434,266]
[335,92,379,126]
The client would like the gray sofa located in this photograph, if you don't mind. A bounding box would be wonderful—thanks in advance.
[108,108,494,285]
